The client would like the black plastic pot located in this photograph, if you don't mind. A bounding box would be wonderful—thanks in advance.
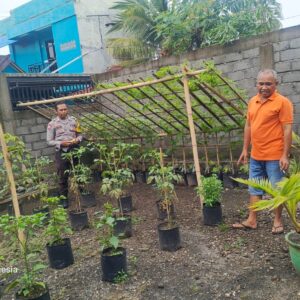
[33,206,50,224]
[222,173,238,189]
[46,238,74,269]
[135,171,147,183]
[16,285,51,300]
[158,221,181,251]
[156,200,176,220]
[92,169,102,183]
[174,170,188,186]
[69,210,89,231]
[114,215,132,238]
[236,172,248,188]
[119,195,133,213]
[203,202,222,226]
[186,172,197,186]
[101,247,127,282]
[7,203,24,216]
[59,197,69,209]
[80,191,96,208]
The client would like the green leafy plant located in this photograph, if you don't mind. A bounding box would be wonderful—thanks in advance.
[113,270,129,283]
[93,143,139,215]
[44,197,72,246]
[234,174,300,233]
[0,213,47,298]
[195,175,223,207]
[95,202,121,254]
[239,164,249,174]
[147,152,182,223]
[62,146,90,212]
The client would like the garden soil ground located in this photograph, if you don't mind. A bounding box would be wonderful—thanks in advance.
[2,182,300,300]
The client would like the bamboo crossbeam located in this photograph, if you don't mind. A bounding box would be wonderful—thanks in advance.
[91,96,143,133]
[152,74,204,131]
[127,79,181,133]
[174,79,226,127]
[200,81,244,116]
[215,72,247,105]
[139,77,190,130]
[112,84,170,134]
[17,70,207,107]
[195,83,240,125]
[99,83,160,135]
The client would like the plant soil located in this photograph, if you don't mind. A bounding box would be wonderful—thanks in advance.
[2,183,300,300]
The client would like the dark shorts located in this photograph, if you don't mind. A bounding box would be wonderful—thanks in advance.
[249,158,284,196]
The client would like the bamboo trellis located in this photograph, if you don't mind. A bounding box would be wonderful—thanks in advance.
[17,67,247,206]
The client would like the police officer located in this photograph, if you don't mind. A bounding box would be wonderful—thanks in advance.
[47,102,82,208]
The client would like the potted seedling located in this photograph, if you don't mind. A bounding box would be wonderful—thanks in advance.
[96,143,139,213]
[148,156,182,251]
[210,161,223,182]
[234,174,300,274]
[0,213,51,300]
[22,156,53,216]
[136,149,157,184]
[196,175,223,226]
[222,163,238,189]
[62,147,90,230]
[186,164,197,186]
[45,196,74,269]
[95,202,127,282]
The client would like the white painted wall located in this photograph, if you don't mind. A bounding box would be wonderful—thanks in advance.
[74,0,121,73]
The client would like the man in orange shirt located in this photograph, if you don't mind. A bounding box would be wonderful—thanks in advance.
[233,69,293,234]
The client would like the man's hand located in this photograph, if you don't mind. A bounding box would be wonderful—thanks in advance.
[60,141,73,147]
[237,149,248,165]
[279,155,289,171]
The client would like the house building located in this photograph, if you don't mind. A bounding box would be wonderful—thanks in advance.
[0,55,24,73]
[0,0,119,74]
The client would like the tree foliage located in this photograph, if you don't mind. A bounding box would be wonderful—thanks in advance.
[108,0,282,57]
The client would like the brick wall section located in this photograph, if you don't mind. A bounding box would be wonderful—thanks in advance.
[1,25,300,156]
[14,110,53,157]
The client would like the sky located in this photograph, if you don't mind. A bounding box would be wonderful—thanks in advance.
[0,0,300,55]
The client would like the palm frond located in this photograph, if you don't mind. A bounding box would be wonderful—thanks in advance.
[233,177,278,197]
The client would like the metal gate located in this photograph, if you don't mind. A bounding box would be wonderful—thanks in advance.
[7,74,94,110]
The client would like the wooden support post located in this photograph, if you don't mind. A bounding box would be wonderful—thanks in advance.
[182,66,203,207]
[0,122,25,244]
[159,147,164,167]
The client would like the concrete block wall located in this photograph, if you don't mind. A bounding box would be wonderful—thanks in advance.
[1,25,300,157]
[14,110,54,157]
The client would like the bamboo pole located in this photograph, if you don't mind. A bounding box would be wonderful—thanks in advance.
[182,66,203,207]
[17,70,208,108]
[0,122,25,244]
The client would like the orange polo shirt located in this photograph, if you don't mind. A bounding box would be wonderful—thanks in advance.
[247,92,293,160]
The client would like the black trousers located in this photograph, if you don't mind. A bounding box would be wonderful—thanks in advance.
[55,151,71,198]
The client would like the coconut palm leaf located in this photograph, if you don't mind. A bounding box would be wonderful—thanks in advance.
[235,174,300,232]
[233,177,278,197]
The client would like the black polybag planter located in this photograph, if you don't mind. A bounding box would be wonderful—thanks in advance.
[119,195,133,213]
[16,285,51,300]
[69,210,89,231]
[203,202,222,226]
[186,172,197,186]
[80,191,96,208]
[223,173,238,189]
[101,247,127,282]
[158,222,181,251]
[46,238,74,269]
[114,215,132,238]
[156,200,175,220]
[135,171,147,183]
